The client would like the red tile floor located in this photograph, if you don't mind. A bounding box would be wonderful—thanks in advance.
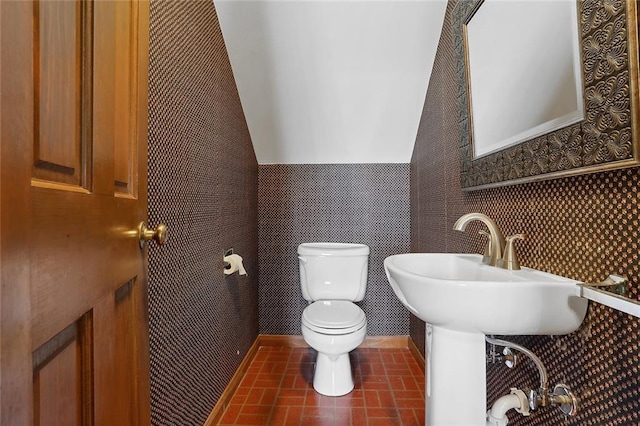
[217,346,426,425]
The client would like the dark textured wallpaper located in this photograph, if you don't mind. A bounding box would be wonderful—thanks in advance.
[259,164,411,336]
[411,1,639,424]
[147,1,258,424]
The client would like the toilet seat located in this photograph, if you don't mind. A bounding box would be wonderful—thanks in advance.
[302,300,366,335]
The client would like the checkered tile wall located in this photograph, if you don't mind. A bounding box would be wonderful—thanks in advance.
[147,1,258,424]
[259,164,411,336]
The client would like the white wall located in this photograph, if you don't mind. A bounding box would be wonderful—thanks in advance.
[215,0,447,164]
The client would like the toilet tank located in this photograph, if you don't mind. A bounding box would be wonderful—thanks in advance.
[298,242,369,302]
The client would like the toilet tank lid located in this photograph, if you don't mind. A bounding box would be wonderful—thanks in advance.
[298,242,370,256]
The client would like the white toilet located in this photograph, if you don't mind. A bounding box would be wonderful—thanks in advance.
[298,242,369,397]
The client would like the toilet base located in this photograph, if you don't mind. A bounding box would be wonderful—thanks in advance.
[313,352,354,396]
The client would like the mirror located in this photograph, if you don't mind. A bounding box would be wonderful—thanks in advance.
[466,1,584,158]
[454,0,640,190]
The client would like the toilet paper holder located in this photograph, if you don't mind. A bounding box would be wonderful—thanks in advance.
[223,248,247,276]
[223,248,234,269]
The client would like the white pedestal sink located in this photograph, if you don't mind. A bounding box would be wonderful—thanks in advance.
[384,253,588,426]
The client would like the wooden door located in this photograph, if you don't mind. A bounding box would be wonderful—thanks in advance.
[1,0,153,424]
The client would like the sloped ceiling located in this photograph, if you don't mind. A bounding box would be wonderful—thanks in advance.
[215,0,447,164]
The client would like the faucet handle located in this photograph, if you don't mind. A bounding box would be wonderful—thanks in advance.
[478,229,493,264]
[498,233,526,270]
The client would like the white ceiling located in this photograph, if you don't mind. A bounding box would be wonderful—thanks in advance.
[215,0,447,164]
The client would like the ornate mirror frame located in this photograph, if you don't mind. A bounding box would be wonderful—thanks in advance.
[454,0,640,191]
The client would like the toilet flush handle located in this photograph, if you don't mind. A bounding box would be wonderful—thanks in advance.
[298,256,308,264]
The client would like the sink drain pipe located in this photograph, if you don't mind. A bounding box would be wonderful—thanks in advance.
[485,336,547,426]
[486,388,530,426]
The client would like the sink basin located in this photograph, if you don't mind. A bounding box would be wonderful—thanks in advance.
[384,253,587,335]
[384,253,588,425]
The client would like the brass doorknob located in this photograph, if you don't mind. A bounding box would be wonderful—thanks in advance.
[138,222,167,246]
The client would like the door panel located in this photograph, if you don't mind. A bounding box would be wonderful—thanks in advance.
[32,312,93,426]
[1,0,151,424]
[33,0,92,189]
[113,0,139,197]
[112,279,141,424]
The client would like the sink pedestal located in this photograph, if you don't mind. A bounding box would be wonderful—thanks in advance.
[425,325,487,425]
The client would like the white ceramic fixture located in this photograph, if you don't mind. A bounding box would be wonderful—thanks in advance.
[384,253,588,425]
[299,242,369,397]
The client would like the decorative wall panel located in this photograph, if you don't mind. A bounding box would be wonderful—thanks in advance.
[259,164,411,336]
[411,1,639,424]
[147,1,258,425]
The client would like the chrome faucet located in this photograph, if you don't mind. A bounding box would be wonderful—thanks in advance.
[453,213,506,267]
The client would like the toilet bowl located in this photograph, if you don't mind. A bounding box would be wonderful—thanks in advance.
[301,300,367,396]
[298,243,370,397]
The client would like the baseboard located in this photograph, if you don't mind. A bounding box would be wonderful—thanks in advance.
[258,334,308,347]
[204,334,424,425]
[257,334,412,349]
[360,335,410,349]
[203,337,260,426]
[408,335,426,372]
